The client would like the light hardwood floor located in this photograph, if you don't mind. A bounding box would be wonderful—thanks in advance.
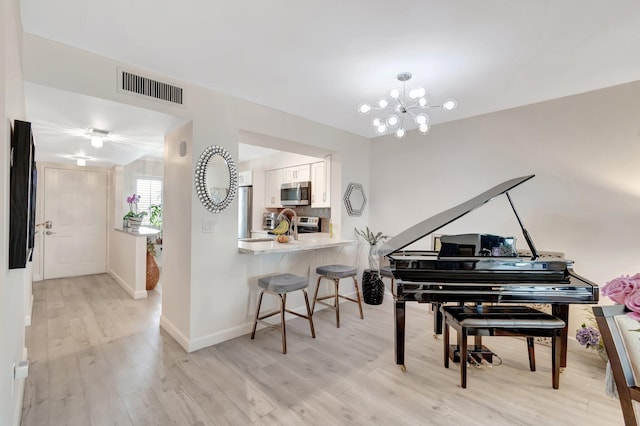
[22,274,623,425]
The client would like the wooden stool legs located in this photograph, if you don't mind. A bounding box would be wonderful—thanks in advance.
[251,289,315,354]
[313,275,364,328]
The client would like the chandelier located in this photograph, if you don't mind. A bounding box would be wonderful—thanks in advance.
[358,72,457,139]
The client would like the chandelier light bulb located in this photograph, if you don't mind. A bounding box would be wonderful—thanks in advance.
[415,113,429,126]
[372,118,381,127]
[358,102,372,114]
[442,98,458,111]
[395,128,406,139]
[418,124,430,135]
[377,97,389,108]
[387,114,399,127]
[389,88,400,99]
[376,123,387,135]
[418,97,428,107]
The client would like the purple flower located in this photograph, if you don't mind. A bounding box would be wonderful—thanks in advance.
[576,325,601,347]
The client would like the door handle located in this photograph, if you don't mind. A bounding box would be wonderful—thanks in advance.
[45,230,56,235]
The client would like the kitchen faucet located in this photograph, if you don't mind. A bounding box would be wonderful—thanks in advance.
[277,208,298,240]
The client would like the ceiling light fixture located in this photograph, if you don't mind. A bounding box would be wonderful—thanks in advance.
[358,72,457,139]
[86,128,111,148]
[73,155,89,167]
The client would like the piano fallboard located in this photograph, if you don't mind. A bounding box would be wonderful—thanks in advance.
[397,271,598,304]
[389,251,598,304]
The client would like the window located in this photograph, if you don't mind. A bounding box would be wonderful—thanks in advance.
[136,178,162,225]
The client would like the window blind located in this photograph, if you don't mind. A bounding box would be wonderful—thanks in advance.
[136,178,162,225]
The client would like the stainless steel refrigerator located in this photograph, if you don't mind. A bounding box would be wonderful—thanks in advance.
[238,186,253,239]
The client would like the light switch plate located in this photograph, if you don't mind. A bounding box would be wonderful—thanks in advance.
[202,219,215,233]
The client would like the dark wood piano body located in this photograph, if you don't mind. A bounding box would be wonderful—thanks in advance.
[380,175,599,369]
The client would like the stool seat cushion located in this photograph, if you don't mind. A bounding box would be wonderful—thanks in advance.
[258,273,308,293]
[316,264,357,279]
[442,306,565,329]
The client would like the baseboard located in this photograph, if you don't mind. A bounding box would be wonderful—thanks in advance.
[108,269,147,299]
[187,303,323,353]
[159,315,190,351]
[13,348,28,426]
[162,295,364,354]
[188,322,253,353]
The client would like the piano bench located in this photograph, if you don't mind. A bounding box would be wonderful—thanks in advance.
[441,305,565,389]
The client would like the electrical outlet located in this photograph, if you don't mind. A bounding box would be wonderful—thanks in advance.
[202,219,215,233]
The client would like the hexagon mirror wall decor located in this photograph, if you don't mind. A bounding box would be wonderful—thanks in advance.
[343,182,367,216]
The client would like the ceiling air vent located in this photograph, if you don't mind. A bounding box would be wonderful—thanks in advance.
[120,70,183,105]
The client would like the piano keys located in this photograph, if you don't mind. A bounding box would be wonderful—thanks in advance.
[379,175,599,370]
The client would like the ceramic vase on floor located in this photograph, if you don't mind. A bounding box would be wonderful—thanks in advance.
[362,269,384,305]
[146,252,160,291]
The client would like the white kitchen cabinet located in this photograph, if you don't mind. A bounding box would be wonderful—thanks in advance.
[265,168,282,208]
[311,155,331,208]
[282,164,310,183]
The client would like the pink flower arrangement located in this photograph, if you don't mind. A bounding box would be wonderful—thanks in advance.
[123,193,147,219]
[601,274,640,321]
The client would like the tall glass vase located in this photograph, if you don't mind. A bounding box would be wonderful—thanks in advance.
[368,245,380,272]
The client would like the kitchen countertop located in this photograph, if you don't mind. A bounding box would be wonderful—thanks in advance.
[238,233,356,254]
[115,226,161,236]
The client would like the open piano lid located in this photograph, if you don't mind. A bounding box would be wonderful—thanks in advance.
[379,175,535,257]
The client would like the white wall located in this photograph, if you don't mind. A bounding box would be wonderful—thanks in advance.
[1,0,29,424]
[160,122,193,348]
[108,229,148,299]
[370,81,640,332]
[21,34,372,354]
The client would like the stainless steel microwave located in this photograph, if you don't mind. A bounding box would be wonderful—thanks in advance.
[281,181,311,206]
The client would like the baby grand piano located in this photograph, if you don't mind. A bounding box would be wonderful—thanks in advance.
[378,175,599,370]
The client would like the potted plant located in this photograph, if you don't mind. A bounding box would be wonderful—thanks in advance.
[355,226,388,305]
[355,226,388,272]
[123,193,147,229]
[149,204,162,228]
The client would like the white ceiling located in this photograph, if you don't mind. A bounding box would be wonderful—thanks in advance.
[19,0,640,166]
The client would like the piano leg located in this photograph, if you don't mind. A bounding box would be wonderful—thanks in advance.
[433,303,443,336]
[395,300,406,371]
[552,304,569,368]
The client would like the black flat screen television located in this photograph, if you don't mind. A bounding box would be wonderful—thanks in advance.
[9,119,36,269]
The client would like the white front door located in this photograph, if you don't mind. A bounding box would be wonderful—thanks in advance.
[43,167,107,279]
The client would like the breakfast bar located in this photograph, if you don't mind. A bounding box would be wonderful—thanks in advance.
[238,233,357,255]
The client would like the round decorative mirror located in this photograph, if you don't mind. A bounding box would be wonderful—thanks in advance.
[343,182,367,216]
[195,145,238,213]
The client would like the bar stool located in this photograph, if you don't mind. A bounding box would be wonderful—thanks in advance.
[250,273,316,354]
[312,265,364,327]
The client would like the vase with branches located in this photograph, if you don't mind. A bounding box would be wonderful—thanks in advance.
[355,226,388,273]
